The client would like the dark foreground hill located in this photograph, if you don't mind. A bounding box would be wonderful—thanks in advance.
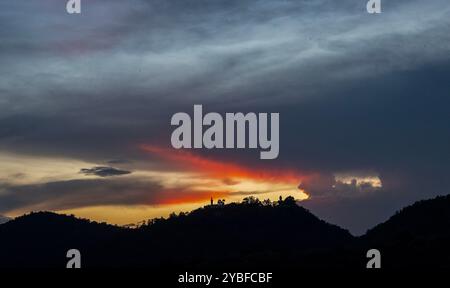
[0,197,357,268]
[362,195,450,268]
[127,198,357,269]
[0,212,125,267]
[0,195,449,269]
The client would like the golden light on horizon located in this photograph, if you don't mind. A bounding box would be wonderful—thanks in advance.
[0,147,307,226]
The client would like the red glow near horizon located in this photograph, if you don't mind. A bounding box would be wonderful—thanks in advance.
[140,145,304,183]
[140,145,309,203]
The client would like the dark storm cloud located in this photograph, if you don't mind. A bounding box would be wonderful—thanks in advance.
[303,169,450,236]
[300,165,450,235]
[0,0,449,233]
[1,0,448,155]
[80,166,131,177]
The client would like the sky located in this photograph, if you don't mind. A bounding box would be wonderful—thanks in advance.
[0,0,449,235]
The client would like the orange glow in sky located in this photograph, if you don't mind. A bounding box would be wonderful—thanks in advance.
[140,144,309,204]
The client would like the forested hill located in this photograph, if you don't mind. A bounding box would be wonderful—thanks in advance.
[1,195,449,269]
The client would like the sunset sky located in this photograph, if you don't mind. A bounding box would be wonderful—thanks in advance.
[0,0,449,235]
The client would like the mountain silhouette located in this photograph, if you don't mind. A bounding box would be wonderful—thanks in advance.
[361,194,450,268]
[0,212,125,268]
[0,195,449,269]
